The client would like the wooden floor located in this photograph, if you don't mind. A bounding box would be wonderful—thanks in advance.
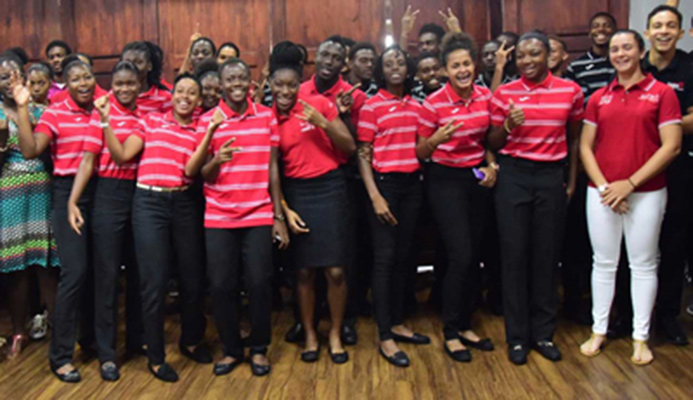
[1,294,693,399]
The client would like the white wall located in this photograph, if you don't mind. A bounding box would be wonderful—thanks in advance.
[630,0,693,51]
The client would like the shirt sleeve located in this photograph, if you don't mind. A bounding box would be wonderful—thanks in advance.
[658,86,683,128]
[356,104,377,143]
[82,111,104,154]
[269,117,280,147]
[34,107,58,140]
[319,98,339,122]
[417,100,438,138]
[134,117,148,141]
[350,91,367,127]
[489,90,508,126]
[583,91,599,127]
[568,86,586,122]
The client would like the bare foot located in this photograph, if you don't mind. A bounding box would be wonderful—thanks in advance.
[328,329,344,354]
[304,330,319,352]
[458,330,481,343]
[57,363,76,375]
[445,339,467,352]
[216,356,238,366]
[380,339,401,357]
[579,333,605,357]
[631,341,653,365]
[391,325,414,338]
[251,354,269,366]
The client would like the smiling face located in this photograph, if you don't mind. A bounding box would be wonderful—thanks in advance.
[270,68,301,114]
[516,38,549,82]
[314,42,346,82]
[172,77,201,117]
[645,10,683,55]
[590,15,616,48]
[47,46,68,74]
[416,57,443,91]
[191,40,214,70]
[65,64,96,107]
[27,69,51,103]
[112,68,140,108]
[445,49,475,94]
[609,32,644,75]
[200,74,222,110]
[220,63,251,106]
[548,38,568,72]
[382,49,407,89]
[350,48,376,82]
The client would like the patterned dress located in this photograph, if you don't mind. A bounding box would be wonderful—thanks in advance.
[0,103,59,273]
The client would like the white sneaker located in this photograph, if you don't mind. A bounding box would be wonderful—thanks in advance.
[29,311,48,340]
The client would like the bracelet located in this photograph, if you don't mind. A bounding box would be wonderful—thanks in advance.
[99,120,110,128]
[0,143,9,152]
[274,214,286,222]
[503,118,512,134]
[627,178,637,189]
[489,162,499,171]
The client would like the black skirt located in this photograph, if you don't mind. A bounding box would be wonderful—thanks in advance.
[284,168,349,268]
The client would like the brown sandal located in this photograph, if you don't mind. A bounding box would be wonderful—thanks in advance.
[579,333,605,357]
[631,340,654,366]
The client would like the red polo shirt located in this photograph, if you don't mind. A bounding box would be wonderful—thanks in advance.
[136,111,198,187]
[83,94,143,180]
[34,96,98,176]
[137,85,173,115]
[300,75,366,163]
[418,83,492,168]
[275,94,340,179]
[357,89,421,173]
[585,74,682,192]
[49,84,108,105]
[197,101,279,229]
[490,72,584,161]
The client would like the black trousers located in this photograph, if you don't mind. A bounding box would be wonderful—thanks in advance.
[369,172,422,341]
[132,187,206,365]
[657,155,693,319]
[49,176,95,367]
[561,171,592,308]
[494,156,566,346]
[344,171,372,325]
[427,163,489,340]
[206,227,273,358]
[91,178,143,363]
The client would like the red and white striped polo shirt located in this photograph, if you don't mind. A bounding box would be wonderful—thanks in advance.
[275,94,341,179]
[135,111,198,187]
[197,101,279,229]
[490,72,584,161]
[357,89,421,173]
[418,83,492,168]
[84,94,143,180]
[34,96,99,176]
[136,85,172,115]
[585,74,682,192]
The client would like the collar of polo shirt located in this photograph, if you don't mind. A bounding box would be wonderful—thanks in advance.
[443,81,483,105]
[606,73,655,93]
[218,96,256,120]
[520,71,555,91]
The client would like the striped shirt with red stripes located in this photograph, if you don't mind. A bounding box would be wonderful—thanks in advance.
[418,83,492,168]
[357,89,421,173]
[34,96,98,176]
[197,101,279,229]
[490,72,584,162]
[83,94,143,180]
[136,85,173,115]
[135,111,198,187]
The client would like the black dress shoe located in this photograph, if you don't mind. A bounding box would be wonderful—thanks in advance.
[213,358,243,376]
[250,360,271,376]
[392,332,431,345]
[341,324,358,346]
[508,344,528,365]
[379,348,410,367]
[329,349,349,364]
[444,343,472,362]
[50,362,81,383]
[148,362,179,382]
[285,323,305,344]
[179,343,213,364]
[459,336,494,351]
[100,362,120,382]
[659,316,690,346]
[532,341,562,361]
[300,345,320,363]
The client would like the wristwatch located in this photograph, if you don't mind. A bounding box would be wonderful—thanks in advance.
[489,162,500,171]
[99,119,110,128]
[597,184,608,194]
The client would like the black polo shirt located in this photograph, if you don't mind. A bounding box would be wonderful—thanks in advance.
[565,49,615,102]
[643,49,693,155]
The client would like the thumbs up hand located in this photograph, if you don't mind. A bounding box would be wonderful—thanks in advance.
[506,99,525,130]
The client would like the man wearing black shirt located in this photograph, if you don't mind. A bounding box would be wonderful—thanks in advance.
[643,5,693,346]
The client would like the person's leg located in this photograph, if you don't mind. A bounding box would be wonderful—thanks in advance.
[8,270,30,336]
[325,266,348,353]
[124,227,145,352]
[296,268,318,351]
[242,226,273,365]
[35,266,57,316]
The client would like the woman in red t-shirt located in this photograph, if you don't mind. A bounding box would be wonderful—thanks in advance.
[269,42,356,364]
[579,30,682,365]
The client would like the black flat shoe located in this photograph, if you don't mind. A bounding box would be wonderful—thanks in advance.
[531,341,562,362]
[250,360,271,376]
[329,349,349,364]
[379,348,410,367]
[459,336,494,351]
[180,343,213,364]
[285,322,305,344]
[391,332,431,345]
[100,362,120,382]
[50,362,81,383]
[444,343,471,362]
[148,362,178,382]
[213,358,243,376]
[341,324,358,346]
[301,345,321,363]
[508,344,528,365]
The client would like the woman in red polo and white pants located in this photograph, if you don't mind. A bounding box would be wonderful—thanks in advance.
[579,29,682,365]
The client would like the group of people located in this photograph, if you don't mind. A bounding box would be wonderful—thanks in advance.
[0,1,691,385]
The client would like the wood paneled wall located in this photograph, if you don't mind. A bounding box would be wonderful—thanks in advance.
[2,0,628,87]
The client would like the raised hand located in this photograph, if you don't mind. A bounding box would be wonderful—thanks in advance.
[431,120,464,146]
[401,5,421,36]
[94,95,111,119]
[190,22,202,43]
[208,108,225,133]
[336,83,361,114]
[10,70,31,107]
[296,99,329,129]
[212,138,242,165]
[495,41,515,70]
[438,7,462,32]
[506,100,525,130]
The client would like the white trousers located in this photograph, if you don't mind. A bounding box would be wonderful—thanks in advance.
[586,187,667,341]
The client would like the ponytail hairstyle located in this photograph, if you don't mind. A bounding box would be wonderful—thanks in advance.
[121,41,167,90]
[269,41,304,78]
[373,45,416,94]
[191,37,217,56]
[60,54,91,77]
[518,30,551,53]
[440,31,479,66]
[27,61,54,81]
[217,42,241,58]
[112,60,140,76]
